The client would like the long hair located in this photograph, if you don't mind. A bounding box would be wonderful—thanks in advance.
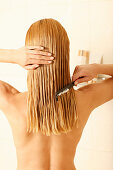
[25,18,78,136]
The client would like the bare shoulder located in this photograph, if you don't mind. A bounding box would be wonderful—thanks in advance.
[0,80,20,112]
[76,77,113,112]
[0,80,20,94]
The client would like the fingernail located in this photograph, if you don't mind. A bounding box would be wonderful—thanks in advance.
[48,53,52,56]
[41,46,44,49]
[50,57,54,59]
[48,61,52,63]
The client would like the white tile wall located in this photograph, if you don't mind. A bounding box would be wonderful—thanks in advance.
[0,0,113,170]
[75,148,113,170]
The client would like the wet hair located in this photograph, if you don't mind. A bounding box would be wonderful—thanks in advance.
[25,18,78,136]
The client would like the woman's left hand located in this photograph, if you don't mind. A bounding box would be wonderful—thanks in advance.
[14,46,54,70]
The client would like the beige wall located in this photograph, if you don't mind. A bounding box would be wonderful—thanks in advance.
[0,0,113,170]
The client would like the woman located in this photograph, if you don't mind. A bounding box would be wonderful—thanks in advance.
[0,18,113,170]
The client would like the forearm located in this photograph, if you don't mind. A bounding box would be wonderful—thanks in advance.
[0,49,16,64]
[95,64,113,77]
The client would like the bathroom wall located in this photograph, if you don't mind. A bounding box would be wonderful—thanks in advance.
[0,0,113,170]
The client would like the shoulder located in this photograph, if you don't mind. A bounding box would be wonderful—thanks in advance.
[73,84,94,119]
[75,83,94,111]
[77,78,113,111]
[71,85,96,132]
[0,80,20,95]
[0,80,20,113]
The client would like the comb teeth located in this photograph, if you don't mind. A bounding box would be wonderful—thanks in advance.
[55,81,75,101]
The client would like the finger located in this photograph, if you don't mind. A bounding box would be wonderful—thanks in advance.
[72,72,83,81]
[24,64,40,70]
[27,58,53,65]
[73,65,80,74]
[28,54,55,61]
[26,46,44,50]
[74,76,90,85]
[27,50,53,57]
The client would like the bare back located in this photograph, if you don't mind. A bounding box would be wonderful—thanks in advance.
[3,78,113,170]
[3,89,92,170]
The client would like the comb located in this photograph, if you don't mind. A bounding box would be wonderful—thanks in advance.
[55,76,85,101]
[55,81,75,101]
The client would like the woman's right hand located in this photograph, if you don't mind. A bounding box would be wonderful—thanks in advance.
[72,63,98,86]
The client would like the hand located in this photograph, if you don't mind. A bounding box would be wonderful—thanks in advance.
[72,63,98,86]
[14,46,55,70]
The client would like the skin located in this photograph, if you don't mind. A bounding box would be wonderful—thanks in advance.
[0,47,113,170]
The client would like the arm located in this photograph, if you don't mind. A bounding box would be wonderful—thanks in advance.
[0,49,16,64]
[88,64,113,110]
[96,63,113,77]
[0,49,20,111]
[72,63,113,85]
[0,47,54,69]
[74,63,113,111]
[0,46,54,112]
[93,77,113,110]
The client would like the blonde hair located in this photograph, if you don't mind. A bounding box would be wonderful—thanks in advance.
[25,18,78,136]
